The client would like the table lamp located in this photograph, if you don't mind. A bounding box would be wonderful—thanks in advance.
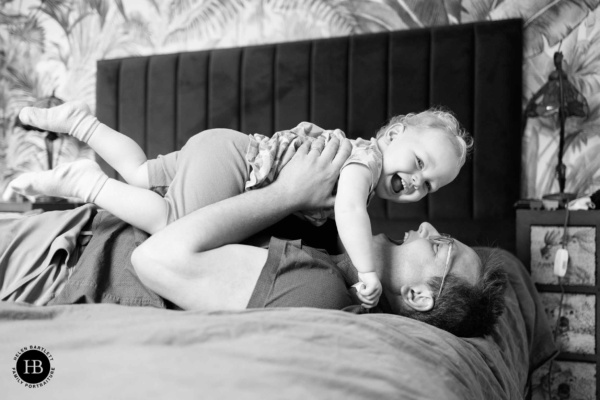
[524,51,588,207]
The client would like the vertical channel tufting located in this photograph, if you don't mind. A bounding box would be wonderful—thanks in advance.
[208,48,242,130]
[274,40,311,132]
[95,20,522,250]
[473,20,522,219]
[146,53,178,158]
[388,29,431,116]
[96,58,121,178]
[272,45,277,137]
[349,32,388,219]
[118,57,148,162]
[240,48,246,134]
[241,44,275,135]
[177,51,210,149]
[347,32,388,140]
[311,36,349,131]
[386,29,431,221]
[428,24,474,220]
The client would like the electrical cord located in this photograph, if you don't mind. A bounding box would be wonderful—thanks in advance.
[546,206,569,398]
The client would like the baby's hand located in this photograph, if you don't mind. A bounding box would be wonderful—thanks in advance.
[354,272,382,309]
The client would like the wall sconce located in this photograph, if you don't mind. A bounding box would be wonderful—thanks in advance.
[524,51,588,208]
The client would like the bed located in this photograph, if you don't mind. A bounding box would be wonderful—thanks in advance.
[1,19,557,399]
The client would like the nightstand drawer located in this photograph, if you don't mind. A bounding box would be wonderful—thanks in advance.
[516,209,599,400]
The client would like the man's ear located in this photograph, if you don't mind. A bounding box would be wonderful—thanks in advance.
[400,284,434,312]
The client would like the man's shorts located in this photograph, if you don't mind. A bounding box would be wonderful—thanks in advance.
[247,238,359,310]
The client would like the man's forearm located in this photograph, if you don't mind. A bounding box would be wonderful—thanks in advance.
[131,183,290,310]
[141,180,299,256]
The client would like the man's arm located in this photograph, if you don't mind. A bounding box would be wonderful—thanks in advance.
[131,137,351,309]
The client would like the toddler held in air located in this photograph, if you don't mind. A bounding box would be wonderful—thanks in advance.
[10,101,472,308]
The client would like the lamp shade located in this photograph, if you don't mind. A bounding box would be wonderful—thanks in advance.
[525,52,588,119]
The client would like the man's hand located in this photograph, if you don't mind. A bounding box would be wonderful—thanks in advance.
[274,134,351,211]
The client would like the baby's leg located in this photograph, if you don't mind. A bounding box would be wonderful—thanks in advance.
[93,179,168,234]
[9,160,108,203]
[19,102,150,188]
[9,160,168,234]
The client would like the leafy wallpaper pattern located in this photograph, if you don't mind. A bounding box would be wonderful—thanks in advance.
[2,0,600,200]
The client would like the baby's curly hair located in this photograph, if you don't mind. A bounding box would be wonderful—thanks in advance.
[376,107,474,167]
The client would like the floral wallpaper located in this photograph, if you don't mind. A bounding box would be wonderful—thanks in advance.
[2,0,600,200]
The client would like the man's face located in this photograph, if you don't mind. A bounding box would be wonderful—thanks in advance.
[380,222,481,305]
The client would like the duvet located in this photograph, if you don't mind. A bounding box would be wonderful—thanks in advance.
[0,249,556,400]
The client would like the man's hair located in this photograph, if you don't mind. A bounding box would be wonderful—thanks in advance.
[396,248,507,337]
[375,107,474,167]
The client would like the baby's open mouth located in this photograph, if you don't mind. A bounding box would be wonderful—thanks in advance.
[391,174,404,193]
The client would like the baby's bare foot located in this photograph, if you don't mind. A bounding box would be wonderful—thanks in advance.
[9,159,108,203]
[19,101,99,142]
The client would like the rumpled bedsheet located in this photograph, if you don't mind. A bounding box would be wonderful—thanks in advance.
[0,249,556,400]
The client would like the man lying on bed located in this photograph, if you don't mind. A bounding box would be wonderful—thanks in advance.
[131,139,507,338]
[0,138,506,338]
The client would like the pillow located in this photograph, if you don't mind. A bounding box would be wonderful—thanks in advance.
[474,247,558,383]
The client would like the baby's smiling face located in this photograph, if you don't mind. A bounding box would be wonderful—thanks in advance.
[375,124,462,203]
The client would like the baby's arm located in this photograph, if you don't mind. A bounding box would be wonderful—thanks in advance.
[19,101,150,188]
[335,164,383,308]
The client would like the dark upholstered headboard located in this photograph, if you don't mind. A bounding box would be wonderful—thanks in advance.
[96,19,522,252]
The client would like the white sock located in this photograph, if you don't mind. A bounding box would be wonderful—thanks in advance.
[9,159,109,203]
[19,101,100,143]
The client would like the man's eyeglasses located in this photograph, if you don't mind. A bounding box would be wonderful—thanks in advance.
[429,233,454,301]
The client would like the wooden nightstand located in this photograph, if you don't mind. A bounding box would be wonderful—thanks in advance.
[516,209,599,400]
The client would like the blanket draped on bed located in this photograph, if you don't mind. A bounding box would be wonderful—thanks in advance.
[0,206,93,304]
[47,210,165,307]
[1,248,557,400]
[0,207,165,308]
